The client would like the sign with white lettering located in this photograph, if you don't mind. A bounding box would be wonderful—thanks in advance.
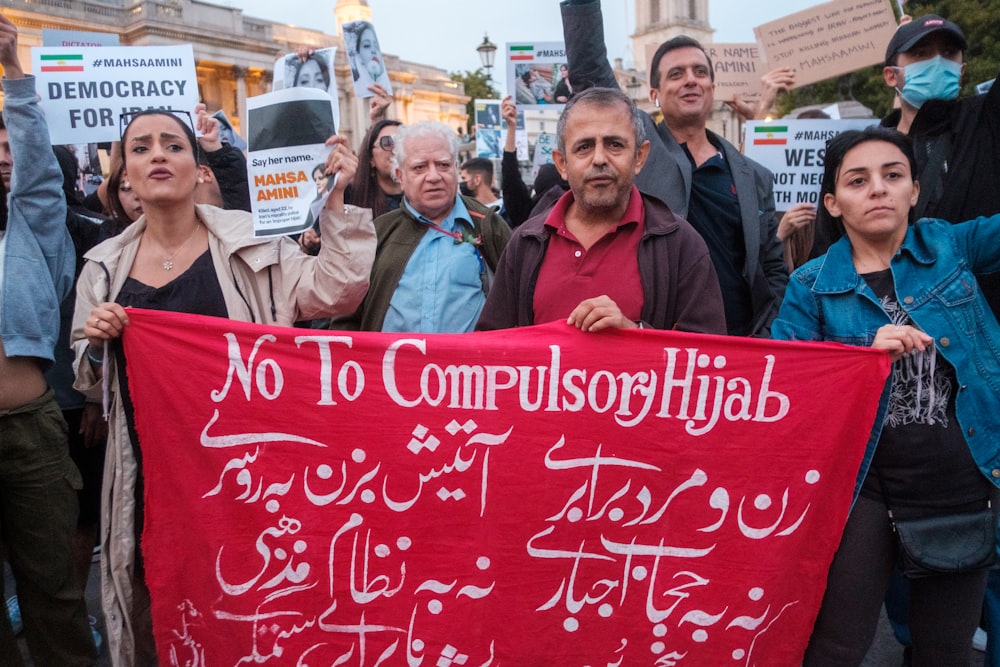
[753,0,898,87]
[246,87,337,238]
[744,119,876,211]
[124,309,890,664]
[31,44,198,144]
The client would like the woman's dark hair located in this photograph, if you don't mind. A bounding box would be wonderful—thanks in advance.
[814,126,918,251]
[348,119,402,219]
[0,175,7,232]
[295,53,331,89]
[354,21,375,53]
[119,109,202,165]
[103,162,135,237]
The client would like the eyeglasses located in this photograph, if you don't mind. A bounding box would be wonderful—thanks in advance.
[376,135,395,151]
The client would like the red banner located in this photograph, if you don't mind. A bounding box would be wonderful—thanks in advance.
[121,309,889,666]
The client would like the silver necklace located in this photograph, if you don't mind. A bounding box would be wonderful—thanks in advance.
[155,223,201,270]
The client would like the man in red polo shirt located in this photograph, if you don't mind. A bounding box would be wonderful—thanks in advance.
[477,87,725,334]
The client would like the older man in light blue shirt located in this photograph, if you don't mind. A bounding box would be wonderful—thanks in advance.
[338,121,510,333]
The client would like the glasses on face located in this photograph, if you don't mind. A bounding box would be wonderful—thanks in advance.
[376,135,395,151]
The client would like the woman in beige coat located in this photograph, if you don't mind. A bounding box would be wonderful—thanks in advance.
[71,109,375,665]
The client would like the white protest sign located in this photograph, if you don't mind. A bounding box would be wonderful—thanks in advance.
[341,20,393,99]
[753,0,897,88]
[273,48,341,137]
[247,87,338,238]
[32,45,198,145]
[531,132,557,180]
[507,42,568,111]
[744,119,876,211]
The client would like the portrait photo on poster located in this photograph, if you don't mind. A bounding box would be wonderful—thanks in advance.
[282,49,335,95]
[342,20,393,98]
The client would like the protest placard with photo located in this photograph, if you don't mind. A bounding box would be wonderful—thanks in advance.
[247,87,338,238]
[744,118,876,211]
[31,44,199,144]
[341,20,393,98]
[273,48,341,130]
[474,99,502,159]
[506,42,568,110]
[753,0,898,88]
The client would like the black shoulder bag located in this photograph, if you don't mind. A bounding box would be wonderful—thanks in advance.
[875,467,997,578]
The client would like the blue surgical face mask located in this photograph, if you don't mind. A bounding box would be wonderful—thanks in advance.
[896,55,962,109]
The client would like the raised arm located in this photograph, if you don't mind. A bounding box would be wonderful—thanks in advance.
[0,14,72,303]
[560,0,619,91]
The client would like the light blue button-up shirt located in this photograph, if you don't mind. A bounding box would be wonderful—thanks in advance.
[382,196,485,333]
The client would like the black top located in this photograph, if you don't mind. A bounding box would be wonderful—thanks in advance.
[116,249,228,318]
[682,138,753,335]
[859,269,991,514]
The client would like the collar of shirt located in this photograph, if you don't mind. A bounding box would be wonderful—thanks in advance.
[543,185,644,238]
[681,131,725,170]
[403,194,471,235]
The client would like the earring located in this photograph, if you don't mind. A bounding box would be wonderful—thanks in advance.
[198,177,204,184]
[655,99,660,108]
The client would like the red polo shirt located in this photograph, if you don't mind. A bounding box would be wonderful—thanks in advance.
[532,186,645,324]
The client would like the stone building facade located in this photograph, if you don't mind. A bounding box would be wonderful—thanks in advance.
[0,0,468,150]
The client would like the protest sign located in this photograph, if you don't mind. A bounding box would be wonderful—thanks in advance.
[744,118,876,211]
[507,42,568,110]
[532,132,557,179]
[247,87,337,238]
[474,99,503,159]
[705,43,764,102]
[31,44,199,144]
[753,0,898,87]
[342,20,393,98]
[273,48,342,131]
[122,309,890,664]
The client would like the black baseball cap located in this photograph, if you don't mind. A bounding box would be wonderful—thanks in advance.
[885,15,967,65]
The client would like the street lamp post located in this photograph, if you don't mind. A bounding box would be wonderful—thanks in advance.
[626,75,642,100]
[477,33,497,89]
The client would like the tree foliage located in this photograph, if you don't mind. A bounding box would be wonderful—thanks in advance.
[776,0,1000,118]
[450,69,498,132]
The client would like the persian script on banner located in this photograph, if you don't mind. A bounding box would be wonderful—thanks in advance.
[122,310,889,665]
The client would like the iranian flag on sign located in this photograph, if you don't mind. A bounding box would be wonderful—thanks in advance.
[753,125,788,145]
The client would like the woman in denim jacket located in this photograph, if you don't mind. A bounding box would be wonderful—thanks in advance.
[772,126,1000,666]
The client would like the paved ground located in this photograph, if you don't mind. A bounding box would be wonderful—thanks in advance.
[4,559,985,666]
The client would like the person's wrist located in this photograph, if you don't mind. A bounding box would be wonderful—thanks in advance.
[86,344,105,365]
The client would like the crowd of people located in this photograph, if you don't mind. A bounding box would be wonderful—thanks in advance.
[2,1,999,665]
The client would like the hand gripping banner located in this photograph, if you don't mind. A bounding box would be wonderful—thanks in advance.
[120,309,889,665]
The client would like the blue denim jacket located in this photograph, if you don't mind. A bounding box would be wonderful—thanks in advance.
[772,216,1000,499]
[0,76,73,365]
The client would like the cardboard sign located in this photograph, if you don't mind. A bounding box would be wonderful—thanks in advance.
[744,119,877,211]
[754,0,898,87]
[31,44,199,144]
[706,43,765,102]
[122,310,890,665]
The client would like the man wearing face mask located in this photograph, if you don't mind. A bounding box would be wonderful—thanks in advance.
[879,15,1000,249]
